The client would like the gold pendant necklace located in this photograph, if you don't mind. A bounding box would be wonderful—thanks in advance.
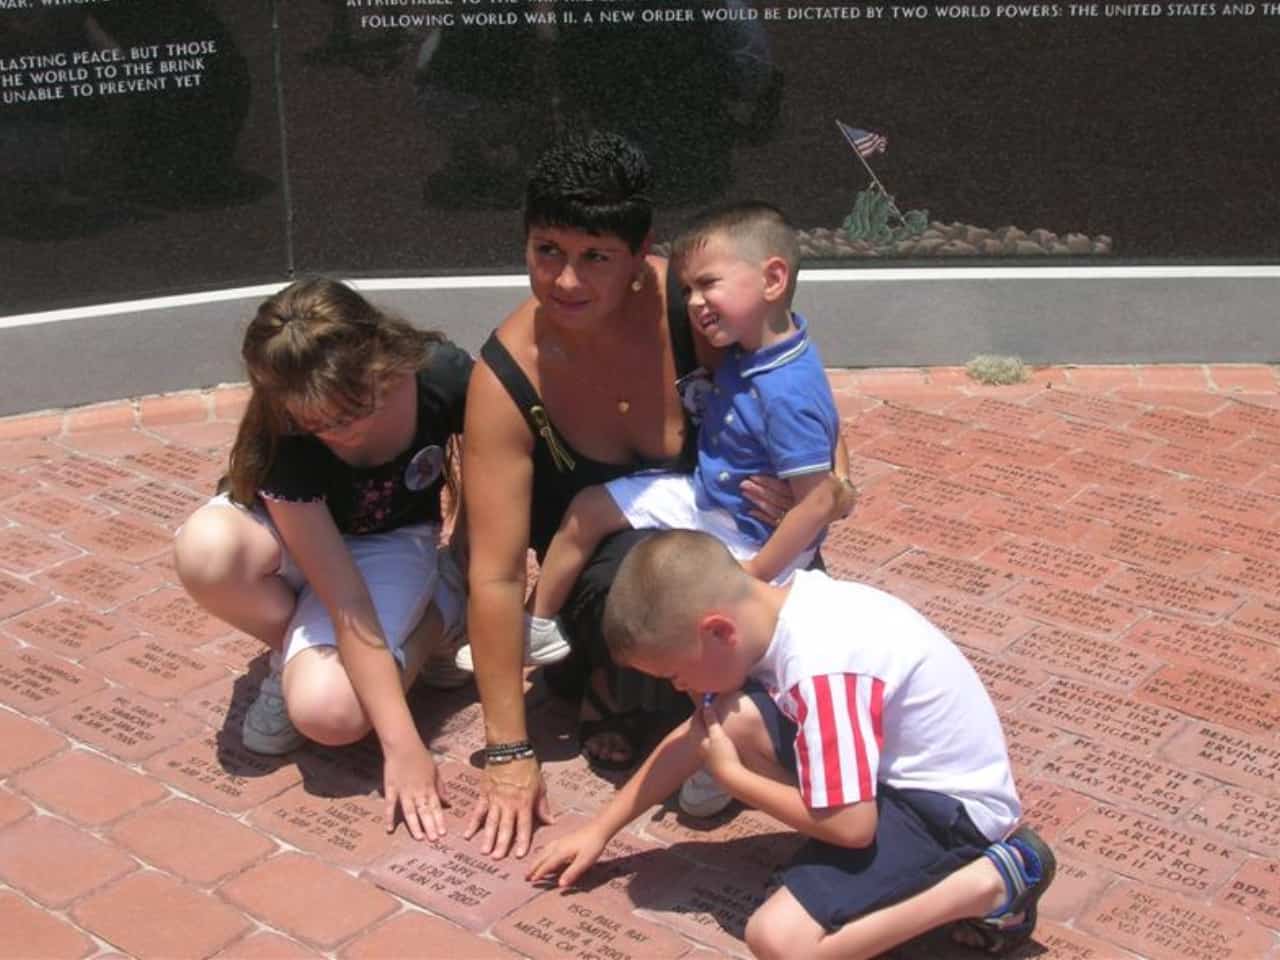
[616,399,630,415]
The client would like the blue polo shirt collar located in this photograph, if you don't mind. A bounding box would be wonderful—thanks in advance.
[738,313,810,379]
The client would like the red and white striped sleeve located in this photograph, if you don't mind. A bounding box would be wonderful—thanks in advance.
[786,673,885,809]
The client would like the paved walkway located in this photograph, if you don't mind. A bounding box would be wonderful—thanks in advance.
[1,365,1279,960]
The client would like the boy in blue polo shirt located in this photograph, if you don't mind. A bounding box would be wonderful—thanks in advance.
[517,201,843,648]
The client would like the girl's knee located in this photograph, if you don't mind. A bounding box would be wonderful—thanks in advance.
[746,893,822,960]
[283,657,370,745]
[716,690,766,744]
[174,505,273,592]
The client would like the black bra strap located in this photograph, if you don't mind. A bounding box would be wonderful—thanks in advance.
[480,332,576,472]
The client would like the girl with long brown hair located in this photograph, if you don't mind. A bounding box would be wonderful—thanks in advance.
[174,278,471,840]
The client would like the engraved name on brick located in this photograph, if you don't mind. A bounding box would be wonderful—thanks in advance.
[1024,679,1181,750]
[1043,744,1212,820]
[1139,666,1278,736]
[1081,884,1274,959]
[1162,724,1280,794]
[1007,625,1160,690]
[1189,786,1280,858]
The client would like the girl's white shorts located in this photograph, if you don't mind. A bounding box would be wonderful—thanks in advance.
[200,493,463,667]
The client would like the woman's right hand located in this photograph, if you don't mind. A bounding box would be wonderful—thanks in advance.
[464,755,555,859]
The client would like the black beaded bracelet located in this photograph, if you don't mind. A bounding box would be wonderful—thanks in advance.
[486,740,533,755]
[485,743,536,765]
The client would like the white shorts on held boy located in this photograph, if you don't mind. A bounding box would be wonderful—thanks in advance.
[604,472,814,586]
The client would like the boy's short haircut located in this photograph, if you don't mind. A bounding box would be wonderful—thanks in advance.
[671,201,801,304]
[604,530,750,662]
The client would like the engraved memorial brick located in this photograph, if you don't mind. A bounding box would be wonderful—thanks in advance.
[31,457,138,496]
[1058,451,1174,493]
[1130,409,1245,448]
[146,731,302,811]
[818,523,908,580]
[1207,552,1280,596]
[1101,568,1241,619]
[0,646,106,715]
[1080,883,1274,959]
[946,396,1057,434]
[1162,723,1280,794]
[198,632,265,670]
[38,556,168,611]
[1006,625,1161,690]
[979,537,1119,590]
[1042,744,1212,821]
[1211,400,1280,438]
[1138,665,1279,736]
[915,593,1034,654]
[859,433,976,476]
[1066,487,1182,531]
[855,404,967,441]
[0,491,109,532]
[94,479,205,530]
[1081,524,1220,577]
[1182,511,1280,558]
[50,688,202,760]
[0,601,134,659]
[1023,679,1182,751]
[959,460,1082,504]
[0,469,20,502]
[1039,416,1158,459]
[494,889,692,960]
[1017,779,1095,840]
[89,636,220,701]
[1029,390,1142,427]
[1059,809,1244,897]
[1002,580,1140,636]
[1018,920,1141,959]
[0,527,82,575]
[870,507,1003,560]
[1039,861,1116,926]
[1000,715,1089,781]
[1166,477,1280,527]
[636,863,771,958]
[1189,786,1280,858]
[866,468,988,515]
[966,497,1096,547]
[0,571,53,618]
[1146,444,1267,486]
[251,785,393,866]
[544,757,627,818]
[1214,859,1280,931]
[122,445,224,487]
[1228,597,1280,641]
[875,550,1015,600]
[62,514,173,564]
[959,647,1047,707]
[953,428,1070,468]
[119,586,229,647]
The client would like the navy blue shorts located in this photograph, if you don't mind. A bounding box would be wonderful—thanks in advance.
[746,685,991,932]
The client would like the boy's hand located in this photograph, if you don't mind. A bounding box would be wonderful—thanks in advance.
[525,824,609,888]
[695,697,741,779]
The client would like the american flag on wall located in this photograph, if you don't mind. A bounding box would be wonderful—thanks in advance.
[836,121,888,159]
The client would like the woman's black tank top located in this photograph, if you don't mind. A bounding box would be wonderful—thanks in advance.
[480,283,701,558]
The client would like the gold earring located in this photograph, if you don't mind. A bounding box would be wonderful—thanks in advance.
[631,275,644,293]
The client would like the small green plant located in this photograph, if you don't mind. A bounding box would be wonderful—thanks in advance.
[965,355,1029,385]
[842,187,928,245]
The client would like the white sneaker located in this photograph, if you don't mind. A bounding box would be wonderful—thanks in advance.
[453,614,572,672]
[679,767,733,818]
[242,653,305,755]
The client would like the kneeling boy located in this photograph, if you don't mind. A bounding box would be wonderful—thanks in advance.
[528,530,1054,959]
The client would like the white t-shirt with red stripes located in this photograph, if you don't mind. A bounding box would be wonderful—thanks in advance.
[749,570,1021,842]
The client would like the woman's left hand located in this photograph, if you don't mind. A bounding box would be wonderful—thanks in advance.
[383,739,450,841]
[740,474,795,528]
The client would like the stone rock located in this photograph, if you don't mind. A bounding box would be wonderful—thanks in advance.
[1000,226,1027,243]
[895,240,917,256]
[1015,240,1048,255]
[1030,228,1058,245]
[1065,232,1093,254]
[939,240,979,256]
[965,226,993,245]
[981,238,1005,256]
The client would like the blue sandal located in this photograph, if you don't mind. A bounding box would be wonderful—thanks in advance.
[959,825,1056,955]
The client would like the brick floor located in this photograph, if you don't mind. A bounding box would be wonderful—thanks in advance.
[1,369,1279,958]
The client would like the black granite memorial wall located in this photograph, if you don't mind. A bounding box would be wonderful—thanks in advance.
[3,0,1277,315]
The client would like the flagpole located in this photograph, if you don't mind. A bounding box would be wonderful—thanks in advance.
[835,120,907,228]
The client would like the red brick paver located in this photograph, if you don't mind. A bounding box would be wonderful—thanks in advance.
[1,366,1278,959]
